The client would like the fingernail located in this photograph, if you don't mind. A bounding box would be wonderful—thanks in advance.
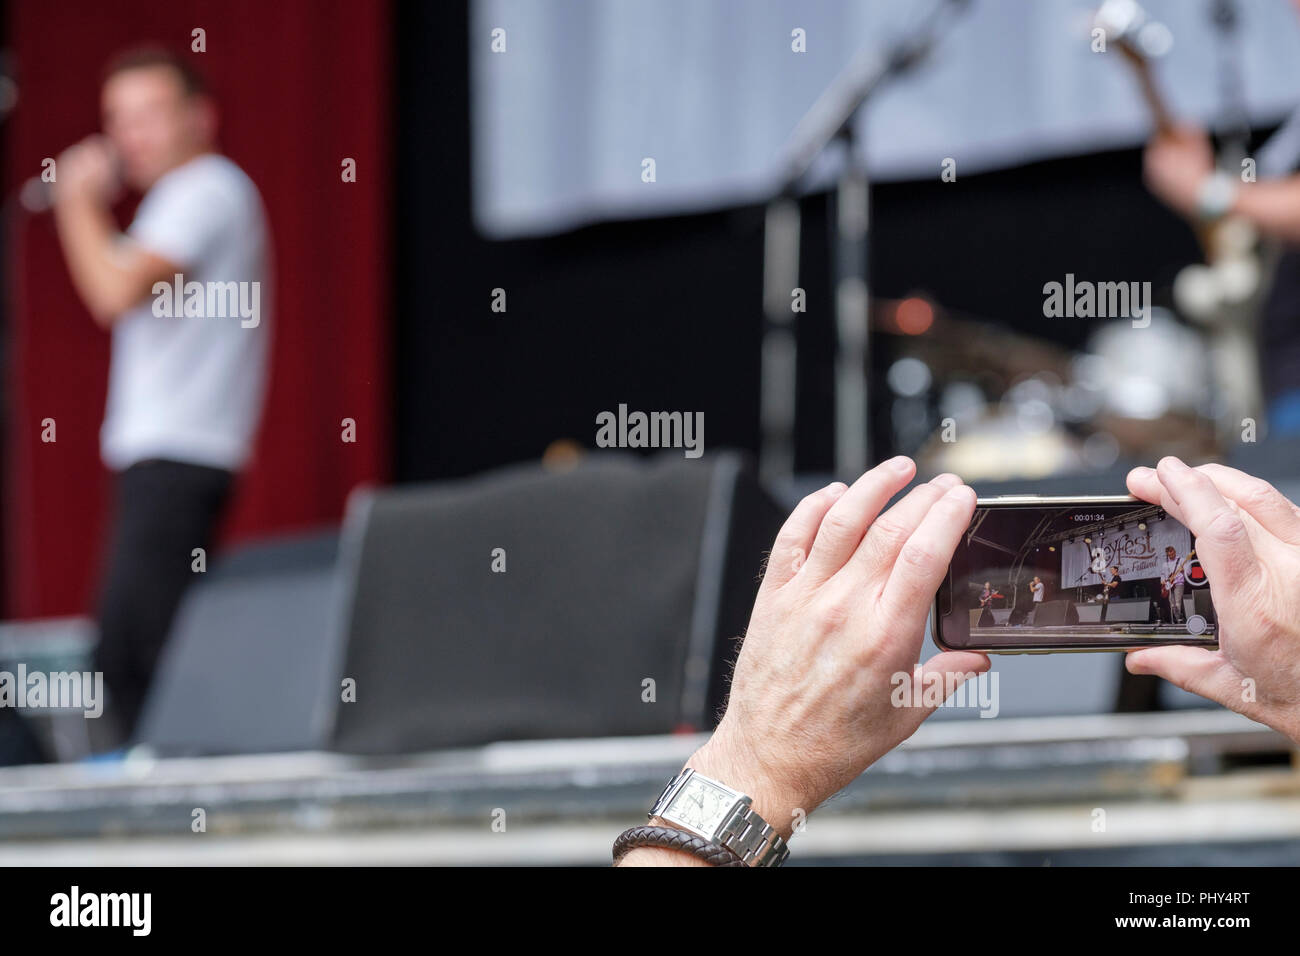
[1131,466,1153,478]
[944,485,973,501]
[1160,456,1189,472]
[930,473,961,488]
[825,482,848,500]
[888,455,912,473]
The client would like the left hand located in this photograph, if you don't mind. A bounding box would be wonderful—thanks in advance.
[1143,125,1214,218]
[52,135,120,207]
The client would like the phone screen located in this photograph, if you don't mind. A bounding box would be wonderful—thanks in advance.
[934,499,1218,652]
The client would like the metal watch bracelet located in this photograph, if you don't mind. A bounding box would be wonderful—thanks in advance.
[648,768,791,867]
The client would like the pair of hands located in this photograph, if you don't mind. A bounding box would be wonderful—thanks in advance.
[687,456,1300,840]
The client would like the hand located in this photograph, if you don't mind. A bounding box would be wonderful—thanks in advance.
[686,457,989,839]
[1143,125,1215,219]
[52,135,120,207]
[1126,458,1300,745]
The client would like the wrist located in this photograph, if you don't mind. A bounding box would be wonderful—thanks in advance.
[616,844,714,867]
[52,187,96,216]
[1195,169,1239,222]
[686,730,806,841]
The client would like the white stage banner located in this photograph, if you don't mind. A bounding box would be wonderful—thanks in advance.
[1059,517,1191,588]
[472,0,1300,238]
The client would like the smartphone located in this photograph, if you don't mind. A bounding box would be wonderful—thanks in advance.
[933,495,1219,654]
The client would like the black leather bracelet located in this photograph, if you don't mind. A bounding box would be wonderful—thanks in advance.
[612,825,747,867]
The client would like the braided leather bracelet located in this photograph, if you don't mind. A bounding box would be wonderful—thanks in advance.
[613,825,747,867]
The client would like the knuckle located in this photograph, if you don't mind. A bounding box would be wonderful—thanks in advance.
[897,539,938,572]
[812,597,850,631]
[1243,478,1278,509]
[819,509,855,542]
[869,514,910,548]
[1205,507,1248,545]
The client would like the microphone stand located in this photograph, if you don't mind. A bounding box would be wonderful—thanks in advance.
[760,0,970,484]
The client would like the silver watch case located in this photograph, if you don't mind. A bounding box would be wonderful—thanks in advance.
[649,768,790,867]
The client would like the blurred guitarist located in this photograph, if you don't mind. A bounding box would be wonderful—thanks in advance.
[1145,124,1300,435]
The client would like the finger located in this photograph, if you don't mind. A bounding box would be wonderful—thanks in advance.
[842,473,963,586]
[1129,464,1193,528]
[890,652,993,733]
[878,484,977,635]
[1195,464,1300,545]
[802,456,915,584]
[917,651,992,712]
[1131,463,1255,592]
[760,482,847,592]
[1126,465,1163,505]
[1155,457,1258,595]
[1126,646,1250,714]
[1168,124,1205,143]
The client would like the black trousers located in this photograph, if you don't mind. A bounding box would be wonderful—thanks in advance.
[93,458,233,743]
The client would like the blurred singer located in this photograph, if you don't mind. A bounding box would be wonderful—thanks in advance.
[51,48,271,746]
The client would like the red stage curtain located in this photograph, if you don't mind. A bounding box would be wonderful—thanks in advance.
[4,0,391,617]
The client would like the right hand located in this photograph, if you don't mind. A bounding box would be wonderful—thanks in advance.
[1126,458,1300,745]
[685,457,989,838]
[52,135,120,207]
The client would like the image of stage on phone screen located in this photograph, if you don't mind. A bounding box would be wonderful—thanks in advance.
[936,501,1217,652]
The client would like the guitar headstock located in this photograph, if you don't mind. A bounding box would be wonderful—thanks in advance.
[1095,0,1173,67]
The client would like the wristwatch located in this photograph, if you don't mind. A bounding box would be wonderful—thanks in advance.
[1196,169,1238,222]
[648,768,790,867]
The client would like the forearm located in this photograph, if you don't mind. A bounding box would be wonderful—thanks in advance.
[53,195,138,326]
[1228,177,1300,244]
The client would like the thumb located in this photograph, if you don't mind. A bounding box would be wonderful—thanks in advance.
[913,651,993,714]
[1126,646,1251,713]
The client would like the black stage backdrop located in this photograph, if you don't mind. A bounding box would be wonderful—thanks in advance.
[394,0,1217,483]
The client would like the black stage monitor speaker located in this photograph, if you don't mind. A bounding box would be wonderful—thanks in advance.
[1192,588,1216,623]
[328,452,784,754]
[1104,597,1152,623]
[1034,599,1079,627]
[134,530,343,756]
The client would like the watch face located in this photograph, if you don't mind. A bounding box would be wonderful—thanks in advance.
[666,778,736,835]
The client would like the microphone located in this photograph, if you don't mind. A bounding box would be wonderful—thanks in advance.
[19,177,54,213]
[18,149,125,214]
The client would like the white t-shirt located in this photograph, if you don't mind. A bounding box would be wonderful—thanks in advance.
[100,153,270,472]
[1031,581,1044,602]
